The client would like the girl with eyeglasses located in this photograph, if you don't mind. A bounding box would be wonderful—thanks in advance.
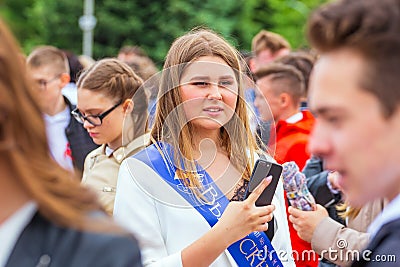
[75,58,149,215]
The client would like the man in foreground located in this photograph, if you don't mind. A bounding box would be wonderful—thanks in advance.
[290,0,400,266]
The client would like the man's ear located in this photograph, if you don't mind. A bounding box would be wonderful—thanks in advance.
[60,73,71,87]
[122,99,134,114]
[279,92,291,108]
[249,57,257,73]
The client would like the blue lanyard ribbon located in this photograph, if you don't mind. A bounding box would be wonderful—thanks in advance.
[133,143,283,267]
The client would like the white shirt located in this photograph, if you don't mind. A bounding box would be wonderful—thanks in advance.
[114,155,295,267]
[44,107,74,171]
[368,194,400,238]
[0,202,37,267]
[62,83,77,105]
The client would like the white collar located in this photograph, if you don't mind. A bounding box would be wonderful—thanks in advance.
[0,201,37,267]
[368,194,400,238]
[285,112,303,124]
[105,146,114,157]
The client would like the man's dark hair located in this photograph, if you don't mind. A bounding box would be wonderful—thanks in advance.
[63,50,84,83]
[308,0,400,117]
[275,52,316,97]
[255,63,305,106]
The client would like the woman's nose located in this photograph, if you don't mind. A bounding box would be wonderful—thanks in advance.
[83,119,94,129]
[207,83,222,100]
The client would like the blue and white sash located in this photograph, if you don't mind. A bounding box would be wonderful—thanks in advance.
[134,143,283,267]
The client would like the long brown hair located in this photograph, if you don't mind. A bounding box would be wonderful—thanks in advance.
[0,18,111,231]
[151,28,259,195]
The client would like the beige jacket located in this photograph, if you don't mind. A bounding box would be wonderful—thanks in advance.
[82,133,150,215]
[312,198,387,266]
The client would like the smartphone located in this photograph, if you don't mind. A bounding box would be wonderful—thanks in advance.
[244,159,282,206]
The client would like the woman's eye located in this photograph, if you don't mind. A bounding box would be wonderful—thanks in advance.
[191,81,209,87]
[219,80,233,86]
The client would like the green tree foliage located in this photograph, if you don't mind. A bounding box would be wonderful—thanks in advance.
[0,0,37,50]
[1,0,326,65]
[237,0,273,50]
[1,0,83,53]
[267,0,327,48]
[94,0,243,65]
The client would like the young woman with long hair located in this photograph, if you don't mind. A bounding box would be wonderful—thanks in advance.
[114,29,294,267]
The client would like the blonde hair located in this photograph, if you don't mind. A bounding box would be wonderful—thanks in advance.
[0,19,116,232]
[77,58,148,142]
[252,30,291,56]
[336,202,361,220]
[151,28,260,196]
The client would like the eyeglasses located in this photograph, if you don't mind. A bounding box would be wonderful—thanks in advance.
[71,100,123,126]
[34,74,62,91]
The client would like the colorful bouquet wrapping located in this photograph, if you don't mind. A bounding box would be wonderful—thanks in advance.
[282,161,316,211]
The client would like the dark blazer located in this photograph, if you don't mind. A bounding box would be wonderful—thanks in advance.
[64,97,98,173]
[302,156,344,267]
[303,156,343,223]
[351,218,400,267]
[6,212,143,267]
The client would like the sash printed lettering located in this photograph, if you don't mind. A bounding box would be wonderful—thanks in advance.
[133,143,283,267]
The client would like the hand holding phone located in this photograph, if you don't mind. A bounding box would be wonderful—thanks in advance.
[244,159,282,206]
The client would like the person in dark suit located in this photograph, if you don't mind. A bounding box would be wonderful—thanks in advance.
[0,18,142,267]
[289,0,400,266]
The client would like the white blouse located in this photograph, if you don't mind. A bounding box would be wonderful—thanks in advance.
[114,156,295,267]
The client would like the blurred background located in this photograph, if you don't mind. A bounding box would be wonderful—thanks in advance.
[0,0,326,67]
